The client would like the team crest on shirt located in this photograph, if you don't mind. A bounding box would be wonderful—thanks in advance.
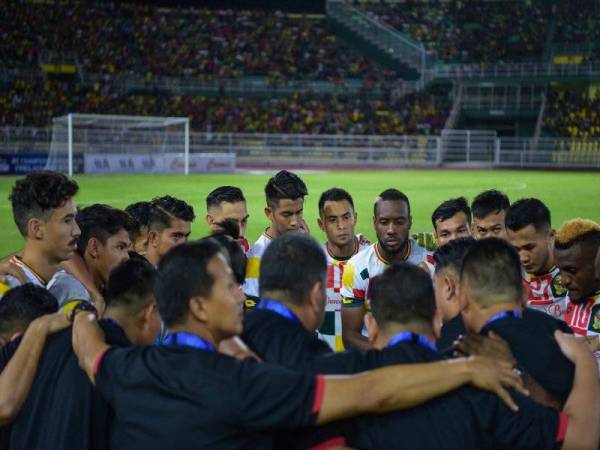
[589,304,600,333]
[551,273,567,298]
[360,268,369,280]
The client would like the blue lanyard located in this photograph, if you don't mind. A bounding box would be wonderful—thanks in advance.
[387,331,437,353]
[257,299,301,323]
[485,310,521,327]
[163,332,216,352]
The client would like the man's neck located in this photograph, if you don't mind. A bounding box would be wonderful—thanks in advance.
[169,322,219,347]
[534,254,555,276]
[327,237,357,259]
[474,302,522,332]
[265,226,278,240]
[82,256,103,290]
[261,294,315,333]
[145,249,160,268]
[374,323,435,350]
[378,240,410,264]
[21,243,59,282]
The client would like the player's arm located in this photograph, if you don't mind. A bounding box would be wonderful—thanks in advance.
[555,331,600,450]
[341,305,371,351]
[0,313,70,425]
[340,262,371,351]
[61,254,105,315]
[71,312,110,384]
[315,355,527,425]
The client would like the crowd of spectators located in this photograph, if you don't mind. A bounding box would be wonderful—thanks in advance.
[552,2,600,44]
[1,2,388,82]
[544,88,600,138]
[0,77,449,135]
[361,0,550,63]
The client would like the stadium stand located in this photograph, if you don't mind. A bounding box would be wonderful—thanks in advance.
[544,87,600,139]
[360,0,550,63]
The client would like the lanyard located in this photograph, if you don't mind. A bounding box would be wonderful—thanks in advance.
[257,299,301,323]
[387,331,437,353]
[163,332,215,352]
[485,310,522,327]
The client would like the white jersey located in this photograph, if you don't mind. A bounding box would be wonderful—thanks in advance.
[341,239,431,310]
[564,291,600,371]
[242,232,272,309]
[317,237,370,351]
[0,256,47,299]
[523,266,568,320]
[47,270,92,313]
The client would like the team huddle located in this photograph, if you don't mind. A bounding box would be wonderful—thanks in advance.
[0,169,599,450]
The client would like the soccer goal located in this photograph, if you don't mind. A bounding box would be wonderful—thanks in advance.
[46,114,190,176]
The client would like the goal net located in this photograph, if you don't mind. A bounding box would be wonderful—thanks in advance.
[46,114,190,175]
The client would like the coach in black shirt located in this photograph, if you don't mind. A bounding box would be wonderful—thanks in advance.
[73,237,528,450]
[1,258,160,450]
[458,238,575,405]
[351,262,598,450]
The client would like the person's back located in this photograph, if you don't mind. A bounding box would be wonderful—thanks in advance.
[349,339,562,450]
[5,258,160,450]
[351,262,569,450]
[8,320,128,450]
[94,343,317,450]
[482,307,574,404]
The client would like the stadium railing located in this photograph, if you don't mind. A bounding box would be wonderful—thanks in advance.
[2,127,600,170]
[428,61,600,81]
[83,73,409,98]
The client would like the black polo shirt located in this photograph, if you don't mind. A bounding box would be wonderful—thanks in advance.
[242,307,333,367]
[481,308,574,405]
[94,342,323,450]
[436,313,466,355]
[6,320,129,450]
[347,339,567,450]
[0,337,22,450]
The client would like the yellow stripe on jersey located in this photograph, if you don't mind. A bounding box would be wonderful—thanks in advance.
[0,282,11,296]
[334,335,345,352]
[342,262,355,289]
[60,299,84,315]
[246,256,261,279]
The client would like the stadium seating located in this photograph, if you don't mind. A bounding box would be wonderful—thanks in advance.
[360,0,550,63]
[544,88,600,139]
[0,76,449,134]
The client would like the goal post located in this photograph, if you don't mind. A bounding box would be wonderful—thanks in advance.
[46,114,190,176]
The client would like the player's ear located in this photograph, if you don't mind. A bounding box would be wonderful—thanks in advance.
[317,216,325,232]
[205,213,215,228]
[188,296,210,323]
[147,229,159,248]
[264,206,273,221]
[446,274,458,303]
[548,228,556,240]
[87,237,100,259]
[28,217,44,240]
[364,313,379,345]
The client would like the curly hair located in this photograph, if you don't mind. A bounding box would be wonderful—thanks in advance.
[9,171,79,236]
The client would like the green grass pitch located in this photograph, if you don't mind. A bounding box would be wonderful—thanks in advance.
[1,169,599,256]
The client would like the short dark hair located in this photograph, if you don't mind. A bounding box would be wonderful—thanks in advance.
[104,258,157,312]
[259,233,327,306]
[318,188,355,215]
[148,195,195,232]
[155,239,223,327]
[125,201,152,244]
[433,237,477,275]
[471,190,510,220]
[0,284,58,336]
[206,186,245,209]
[9,171,79,236]
[460,238,523,307]
[374,188,411,216]
[370,263,435,327]
[505,198,551,232]
[76,204,136,256]
[211,231,247,285]
[265,170,308,208]
[431,197,471,230]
